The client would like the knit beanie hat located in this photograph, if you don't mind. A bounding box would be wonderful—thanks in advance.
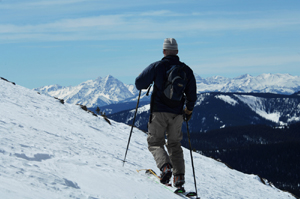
[163,38,178,50]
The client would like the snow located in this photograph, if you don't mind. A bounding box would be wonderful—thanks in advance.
[235,95,281,123]
[135,104,150,115]
[126,104,150,123]
[288,116,300,123]
[195,93,210,106]
[0,80,296,199]
[215,95,238,106]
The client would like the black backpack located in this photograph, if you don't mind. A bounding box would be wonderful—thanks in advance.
[162,64,187,107]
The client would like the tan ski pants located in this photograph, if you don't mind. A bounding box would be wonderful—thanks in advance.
[147,112,185,175]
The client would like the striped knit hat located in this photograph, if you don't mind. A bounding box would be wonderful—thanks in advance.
[163,38,178,50]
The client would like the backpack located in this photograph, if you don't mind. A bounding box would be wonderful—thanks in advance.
[162,64,187,107]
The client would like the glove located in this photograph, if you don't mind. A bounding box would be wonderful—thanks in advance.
[184,107,193,121]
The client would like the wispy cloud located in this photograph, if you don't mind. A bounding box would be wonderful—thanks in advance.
[0,0,168,10]
[139,10,185,17]
[1,8,300,43]
[27,0,87,6]
[0,0,86,9]
[196,54,300,74]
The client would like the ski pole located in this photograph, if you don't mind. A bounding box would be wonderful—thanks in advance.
[185,114,200,199]
[122,90,142,166]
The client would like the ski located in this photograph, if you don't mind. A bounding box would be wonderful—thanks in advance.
[137,169,200,199]
[175,188,200,199]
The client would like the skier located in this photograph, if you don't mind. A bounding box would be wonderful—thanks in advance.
[135,38,197,188]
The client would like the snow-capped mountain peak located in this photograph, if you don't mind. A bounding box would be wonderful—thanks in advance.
[234,74,253,80]
[35,75,138,107]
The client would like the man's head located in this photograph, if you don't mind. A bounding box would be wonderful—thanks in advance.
[163,38,178,56]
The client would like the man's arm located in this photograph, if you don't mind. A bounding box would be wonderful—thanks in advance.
[185,70,197,111]
[135,63,156,90]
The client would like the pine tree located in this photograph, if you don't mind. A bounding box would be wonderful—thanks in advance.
[96,106,100,115]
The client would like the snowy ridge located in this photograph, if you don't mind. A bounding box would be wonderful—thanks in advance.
[0,79,296,199]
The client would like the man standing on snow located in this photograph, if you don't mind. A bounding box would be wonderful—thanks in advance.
[135,38,197,188]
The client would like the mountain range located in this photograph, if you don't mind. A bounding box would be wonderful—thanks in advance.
[195,73,300,94]
[34,73,300,108]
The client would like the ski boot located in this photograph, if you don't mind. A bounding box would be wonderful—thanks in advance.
[174,174,185,188]
[160,163,172,184]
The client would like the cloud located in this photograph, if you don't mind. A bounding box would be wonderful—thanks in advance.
[0,15,125,36]
[194,54,300,75]
[1,9,300,43]
[0,0,86,10]
[0,0,166,11]
[139,10,184,17]
[27,0,87,6]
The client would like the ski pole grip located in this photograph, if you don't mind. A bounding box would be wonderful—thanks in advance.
[146,85,152,96]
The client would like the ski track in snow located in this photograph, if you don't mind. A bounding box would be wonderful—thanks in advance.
[0,80,296,199]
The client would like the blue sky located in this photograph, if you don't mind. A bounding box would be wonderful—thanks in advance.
[1,0,300,89]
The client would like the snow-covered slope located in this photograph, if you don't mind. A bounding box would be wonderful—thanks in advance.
[1,79,295,199]
[35,75,139,107]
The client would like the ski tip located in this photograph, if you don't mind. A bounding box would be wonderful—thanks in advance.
[145,169,157,175]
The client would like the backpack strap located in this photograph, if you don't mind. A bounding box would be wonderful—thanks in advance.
[148,84,158,124]
[148,60,169,124]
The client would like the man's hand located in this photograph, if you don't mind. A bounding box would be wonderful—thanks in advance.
[184,107,193,121]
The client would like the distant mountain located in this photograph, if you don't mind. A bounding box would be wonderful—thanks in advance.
[196,73,300,94]
[35,73,300,108]
[107,92,300,132]
[35,75,139,107]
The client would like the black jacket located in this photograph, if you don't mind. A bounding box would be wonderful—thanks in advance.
[135,55,197,114]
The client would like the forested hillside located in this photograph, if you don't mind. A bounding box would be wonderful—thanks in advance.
[183,122,300,198]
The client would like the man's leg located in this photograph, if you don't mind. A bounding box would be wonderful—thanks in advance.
[166,114,185,175]
[147,112,171,170]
